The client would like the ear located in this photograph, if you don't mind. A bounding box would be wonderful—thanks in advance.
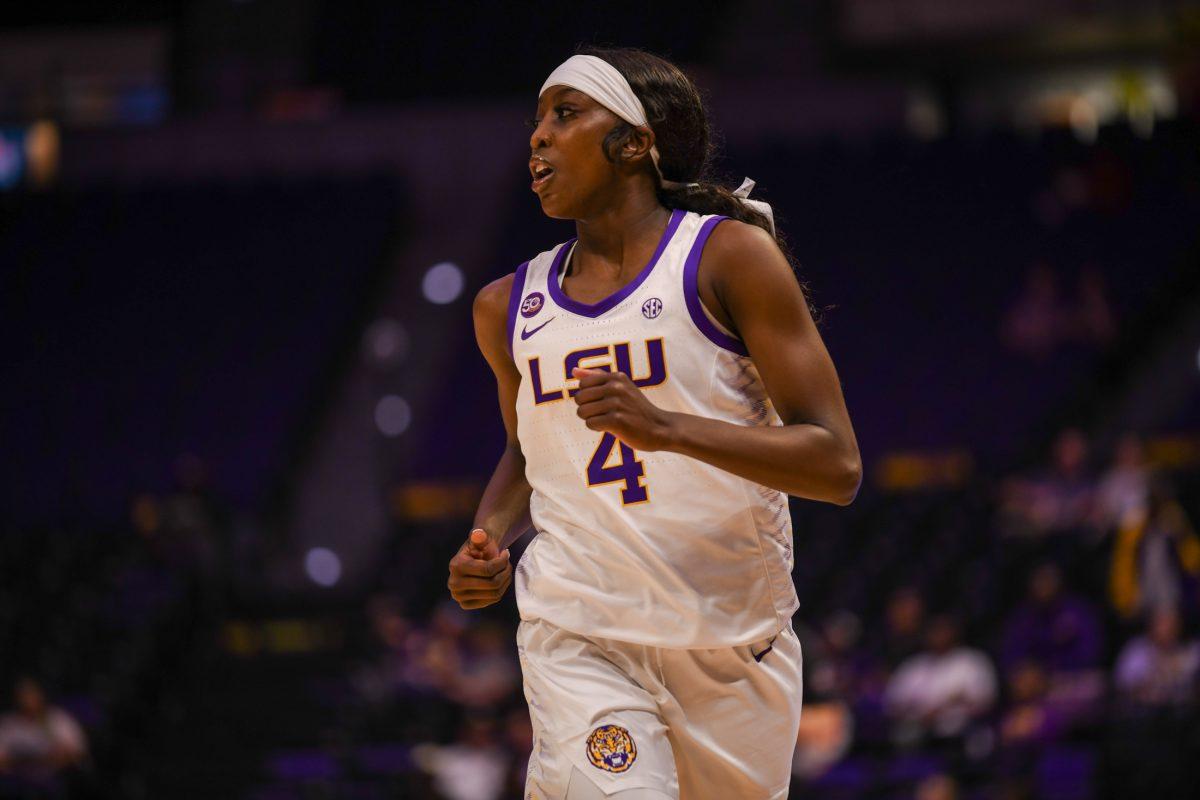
[619,126,656,167]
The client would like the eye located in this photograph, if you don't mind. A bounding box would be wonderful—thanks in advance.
[555,106,574,119]
[525,117,541,130]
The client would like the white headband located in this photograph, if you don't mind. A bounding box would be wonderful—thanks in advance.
[539,54,775,236]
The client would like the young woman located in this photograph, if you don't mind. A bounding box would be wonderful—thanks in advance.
[448,47,861,800]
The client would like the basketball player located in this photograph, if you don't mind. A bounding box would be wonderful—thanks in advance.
[448,47,861,799]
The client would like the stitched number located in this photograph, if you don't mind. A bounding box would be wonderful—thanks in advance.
[586,433,648,504]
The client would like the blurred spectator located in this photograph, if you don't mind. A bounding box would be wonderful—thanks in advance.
[1002,263,1114,359]
[403,603,470,697]
[0,678,87,797]
[997,658,1104,796]
[1001,563,1102,673]
[873,586,927,670]
[791,700,854,781]
[793,621,836,701]
[1114,606,1200,709]
[915,773,960,800]
[1092,433,1151,532]
[884,615,997,746]
[157,453,225,577]
[1002,262,1062,360]
[412,715,509,800]
[353,595,414,706]
[446,623,520,710]
[1065,266,1115,347]
[1000,429,1095,537]
[998,661,1070,748]
[816,610,866,700]
[502,708,533,797]
[856,587,927,733]
[1109,478,1200,620]
[368,594,412,655]
[1108,606,1200,799]
[353,598,521,755]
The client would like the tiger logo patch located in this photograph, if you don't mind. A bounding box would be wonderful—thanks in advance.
[586,724,637,773]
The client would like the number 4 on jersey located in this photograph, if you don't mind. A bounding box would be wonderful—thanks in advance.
[586,432,649,504]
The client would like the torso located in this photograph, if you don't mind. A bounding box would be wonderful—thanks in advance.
[504,208,798,648]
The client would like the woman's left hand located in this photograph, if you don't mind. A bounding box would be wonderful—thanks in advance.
[571,367,676,451]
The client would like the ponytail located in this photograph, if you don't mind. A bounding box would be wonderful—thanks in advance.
[657,182,773,235]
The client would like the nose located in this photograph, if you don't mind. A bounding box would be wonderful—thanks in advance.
[529,116,552,151]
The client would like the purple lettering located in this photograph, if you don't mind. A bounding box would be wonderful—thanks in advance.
[613,338,666,388]
[529,357,564,404]
[564,346,611,397]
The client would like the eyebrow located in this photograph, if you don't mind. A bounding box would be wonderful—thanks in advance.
[536,86,590,113]
[558,88,588,103]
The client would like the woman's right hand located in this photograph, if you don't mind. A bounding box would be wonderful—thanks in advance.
[448,528,512,609]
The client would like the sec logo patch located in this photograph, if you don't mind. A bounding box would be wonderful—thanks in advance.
[586,724,637,773]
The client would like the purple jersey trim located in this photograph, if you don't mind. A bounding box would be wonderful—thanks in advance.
[547,208,685,318]
[505,261,530,356]
[683,215,750,357]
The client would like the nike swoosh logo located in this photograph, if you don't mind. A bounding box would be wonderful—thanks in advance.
[520,316,556,340]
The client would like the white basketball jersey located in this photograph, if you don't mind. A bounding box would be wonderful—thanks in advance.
[507,209,798,648]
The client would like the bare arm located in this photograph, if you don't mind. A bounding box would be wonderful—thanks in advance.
[448,273,533,609]
[474,446,533,551]
[572,220,861,505]
[470,273,534,549]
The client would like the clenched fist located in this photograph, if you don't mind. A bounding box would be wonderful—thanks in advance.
[571,367,676,451]
[448,528,512,610]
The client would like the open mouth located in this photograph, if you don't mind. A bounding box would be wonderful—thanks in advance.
[530,161,556,191]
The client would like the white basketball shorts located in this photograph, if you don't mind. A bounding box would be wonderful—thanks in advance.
[516,617,803,799]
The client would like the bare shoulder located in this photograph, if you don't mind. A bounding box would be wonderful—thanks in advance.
[702,218,790,281]
[473,272,519,370]
[698,218,802,325]
[473,272,516,325]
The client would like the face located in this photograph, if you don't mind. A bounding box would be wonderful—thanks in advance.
[1053,429,1087,473]
[1009,662,1047,702]
[529,86,632,219]
[15,679,45,717]
[461,717,496,747]
[1150,607,1180,646]
[887,589,923,636]
[1029,563,1061,604]
[912,777,960,800]
[916,775,958,800]
[1115,434,1144,468]
[822,611,861,652]
[925,617,958,654]
[505,709,533,751]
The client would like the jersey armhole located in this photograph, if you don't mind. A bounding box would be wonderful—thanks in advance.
[682,216,750,357]
[505,261,530,357]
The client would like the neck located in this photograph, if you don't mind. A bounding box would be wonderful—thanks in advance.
[572,182,670,274]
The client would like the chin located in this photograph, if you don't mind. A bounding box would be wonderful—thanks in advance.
[536,195,575,221]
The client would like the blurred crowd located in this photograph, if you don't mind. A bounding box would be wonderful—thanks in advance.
[334,429,1198,800]
[345,599,529,799]
[2,431,1196,800]
[0,456,227,800]
[1002,264,1115,362]
[795,429,1198,799]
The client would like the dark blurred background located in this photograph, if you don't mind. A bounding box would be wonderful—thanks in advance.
[3,1,1200,798]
